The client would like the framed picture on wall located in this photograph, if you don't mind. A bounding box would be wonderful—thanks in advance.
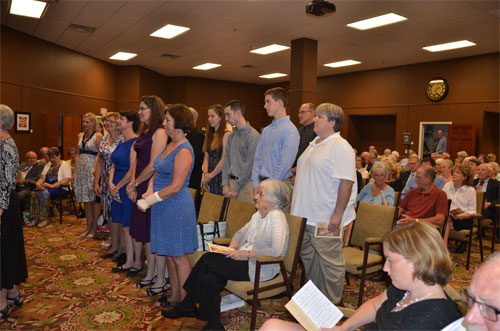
[15,112,31,133]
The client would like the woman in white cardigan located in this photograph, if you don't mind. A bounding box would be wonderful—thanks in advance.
[162,179,290,331]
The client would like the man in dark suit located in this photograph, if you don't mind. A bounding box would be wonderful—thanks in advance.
[17,150,45,213]
[474,163,500,222]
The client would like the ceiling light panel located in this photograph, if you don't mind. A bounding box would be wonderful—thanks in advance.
[150,24,190,39]
[324,60,361,68]
[10,0,47,19]
[259,73,287,79]
[422,40,476,52]
[109,52,137,61]
[193,63,221,70]
[250,44,290,55]
[347,13,407,30]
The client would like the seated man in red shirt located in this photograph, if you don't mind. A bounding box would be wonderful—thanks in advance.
[397,166,448,229]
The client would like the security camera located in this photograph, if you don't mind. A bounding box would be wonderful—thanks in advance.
[306,0,336,17]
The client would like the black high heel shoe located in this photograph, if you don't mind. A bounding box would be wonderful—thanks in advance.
[7,292,24,308]
[100,250,118,259]
[0,304,13,320]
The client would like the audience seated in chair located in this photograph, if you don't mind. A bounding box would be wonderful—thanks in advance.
[442,164,477,253]
[261,222,462,331]
[474,163,500,225]
[16,150,45,215]
[29,147,72,228]
[397,166,448,228]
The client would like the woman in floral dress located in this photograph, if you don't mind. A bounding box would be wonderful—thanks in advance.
[74,112,102,238]
[95,112,123,256]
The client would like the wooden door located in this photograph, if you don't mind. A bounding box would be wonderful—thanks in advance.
[41,113,59,148]
[62,115,82,159]
[448,124,475,158]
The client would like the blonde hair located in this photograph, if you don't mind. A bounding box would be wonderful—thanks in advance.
[82,112,98,131]
[382,222,452,286]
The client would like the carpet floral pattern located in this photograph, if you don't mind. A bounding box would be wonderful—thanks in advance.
[2,215,498,330]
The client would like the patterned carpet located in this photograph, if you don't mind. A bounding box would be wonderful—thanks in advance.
[2,215,498,330]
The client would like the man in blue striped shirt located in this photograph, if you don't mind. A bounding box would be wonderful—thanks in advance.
[252,87,299,212]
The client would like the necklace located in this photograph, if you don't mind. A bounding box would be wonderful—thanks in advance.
[395,287,438,310]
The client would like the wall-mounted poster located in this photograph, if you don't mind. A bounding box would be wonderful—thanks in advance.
[402,133,411,145]
[15,112,31,133]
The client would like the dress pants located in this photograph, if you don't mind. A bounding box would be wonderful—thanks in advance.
[300,224,345,304]
[182,252,249,322]
[229,179,254,204]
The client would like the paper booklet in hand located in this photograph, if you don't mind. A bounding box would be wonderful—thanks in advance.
[208,243,234,253]
[285,280,343,331]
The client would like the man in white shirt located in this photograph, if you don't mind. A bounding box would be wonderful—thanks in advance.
[441,252,500,331]
[291,103,357,304]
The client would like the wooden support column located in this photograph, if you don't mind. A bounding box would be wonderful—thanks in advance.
[289,38,318,126]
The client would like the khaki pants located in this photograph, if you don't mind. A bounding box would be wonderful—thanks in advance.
[300,224,345,304]
[229,179,254,204]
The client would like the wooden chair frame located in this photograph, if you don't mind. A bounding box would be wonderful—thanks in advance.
[226,215,306,330]
[49,183,78,224]
[344,202,398,307]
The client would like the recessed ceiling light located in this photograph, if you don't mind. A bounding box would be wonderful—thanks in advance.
[150,24,190,39]
[347,13,407,30]
[193,63,221,70]
[10,0,47,19]
[250,44,290,55]
[423,40,476,52]
[259,73,287,79]
[109,52,137,61]
[324,60,361,68]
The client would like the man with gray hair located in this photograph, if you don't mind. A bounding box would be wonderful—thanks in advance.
[293,103,316,171]
[397,166,448,227]
[16,151,45,214]
[291,102,357,304]
[441,252,500,331]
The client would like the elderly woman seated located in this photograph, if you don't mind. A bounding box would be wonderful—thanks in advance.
[29,147,72,227]
[261,222,462,331]
[162,179,290,331]
[357,162,395,206]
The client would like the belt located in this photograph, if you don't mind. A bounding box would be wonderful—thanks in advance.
[229,174,239,180]
[115,169,128,172]
[79,150,98,156]
[259,176,268,182]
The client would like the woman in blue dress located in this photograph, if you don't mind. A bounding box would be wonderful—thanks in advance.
[109,111,139,273]
[138,103,198,303]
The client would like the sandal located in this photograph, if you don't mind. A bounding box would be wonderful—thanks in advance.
[134,275,157,288]
[143,282,170,297]
[111,265,133,273]
[126,266,143,277]
[37,220,49,228]
[0,304,13,320]
[27,220,38,227]
[7,292,24,307]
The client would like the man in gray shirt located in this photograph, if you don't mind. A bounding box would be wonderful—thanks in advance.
[222,100,260,203]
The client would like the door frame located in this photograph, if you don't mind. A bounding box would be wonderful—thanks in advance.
[418,121,452,158]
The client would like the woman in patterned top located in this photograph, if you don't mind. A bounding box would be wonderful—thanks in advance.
[74,112,103,238]
[0,104,28,320]
[202,104,231,195]
[94,112,123,256]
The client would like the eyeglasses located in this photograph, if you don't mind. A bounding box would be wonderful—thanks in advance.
[139,106,149,111]
[461,289,500,322]
[298,110,312,114]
